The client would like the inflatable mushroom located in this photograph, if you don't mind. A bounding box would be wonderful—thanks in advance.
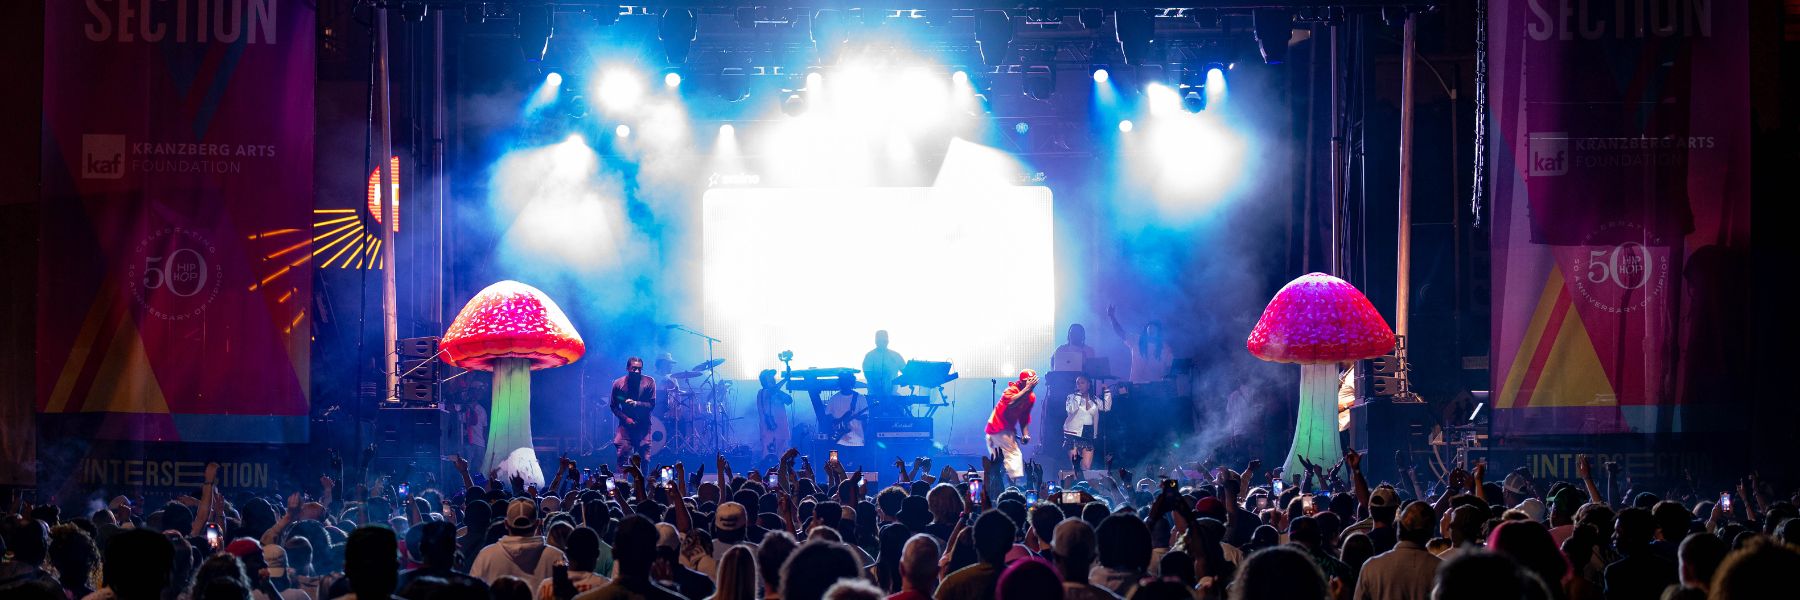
[441,280,585,486]
[1246,273,1395,479]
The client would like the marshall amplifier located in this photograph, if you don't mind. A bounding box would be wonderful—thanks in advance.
[870,417,933,439]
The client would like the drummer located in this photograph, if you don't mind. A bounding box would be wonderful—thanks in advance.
[654,352,685,416]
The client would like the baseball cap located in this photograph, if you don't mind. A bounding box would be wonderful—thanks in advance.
[1513,498,1547,522]
[715,502,747,532]
[1194,497,1226,520]
[1370,485,1399,509]
[263,543,289,578]
[506,498,539,530]
[1018,369,1037,381]
[225,537,263,559]
[1502,472,1531,495]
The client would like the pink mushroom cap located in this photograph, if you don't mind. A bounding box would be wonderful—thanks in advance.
[441,280,586,371]
[1246,272,1396,365]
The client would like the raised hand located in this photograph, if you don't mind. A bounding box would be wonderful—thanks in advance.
[450,454,470,473]
[204,462,220,483]
[1344,448,1362,472]
[287,492,301,512]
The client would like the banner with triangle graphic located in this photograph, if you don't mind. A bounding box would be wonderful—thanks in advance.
[37,0,314,444]
[1486,0,1750,437]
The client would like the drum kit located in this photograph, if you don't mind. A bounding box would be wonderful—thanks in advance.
[659,358,741,455]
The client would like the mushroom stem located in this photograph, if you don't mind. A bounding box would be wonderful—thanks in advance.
[483,357,540,485]
[1283,363,1346,480]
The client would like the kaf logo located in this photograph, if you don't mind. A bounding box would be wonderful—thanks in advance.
[1527,133,1567,177]
[82,134,127,179]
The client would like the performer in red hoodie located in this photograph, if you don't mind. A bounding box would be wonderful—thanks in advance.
[985,369,1039,483]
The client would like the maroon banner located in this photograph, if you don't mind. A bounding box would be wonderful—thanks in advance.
[37,0,314,443]
[1488,1,1751,436]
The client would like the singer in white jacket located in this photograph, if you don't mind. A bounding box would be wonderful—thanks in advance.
[1062,376,1112,472]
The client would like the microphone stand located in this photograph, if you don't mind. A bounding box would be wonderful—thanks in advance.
[669,324,724,454]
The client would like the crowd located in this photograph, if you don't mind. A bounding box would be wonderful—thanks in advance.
[2,448,1797,600]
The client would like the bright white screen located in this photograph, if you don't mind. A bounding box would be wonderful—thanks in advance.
[703,187,1054,380]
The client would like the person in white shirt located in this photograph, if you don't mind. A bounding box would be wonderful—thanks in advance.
[470,499,567,589]
[1106,306,1173,384]
[1062,376,1112,472]
[826,374,867,449]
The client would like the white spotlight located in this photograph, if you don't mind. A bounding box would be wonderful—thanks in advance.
[1118,119,1134,133]
[952,70,969,86]
[615,124,631,138]
[546,72,563,87]
[719,123,735,137]
[1092,68,1109,84]
[596,69,645,112]
[806,71,824,89]
[1146,83,1181,116]
[664,72,682,87]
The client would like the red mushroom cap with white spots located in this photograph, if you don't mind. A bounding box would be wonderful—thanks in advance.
[441,280,586,371]
[1246,272,1396,365]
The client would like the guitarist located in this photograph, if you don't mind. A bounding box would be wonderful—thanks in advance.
[756,369,793,462]
[610,357,658,467]
[826,373,868,456]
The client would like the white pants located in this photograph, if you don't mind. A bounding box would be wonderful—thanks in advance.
[986,431,1025,479]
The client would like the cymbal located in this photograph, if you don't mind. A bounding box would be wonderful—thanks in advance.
[671,371,704,380]
[690,358,726,372]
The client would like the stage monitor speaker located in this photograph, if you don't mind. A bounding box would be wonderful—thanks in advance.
[396,381,437,404]
[399,358,439,381]
[397,337,440,359]
[1350,400,1435,484]
[375,407,453,458]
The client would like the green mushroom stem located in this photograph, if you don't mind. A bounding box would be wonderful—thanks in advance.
[1282,362,1345,481]
[483,357,535,474]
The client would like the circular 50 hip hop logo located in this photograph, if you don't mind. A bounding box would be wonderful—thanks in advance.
[127,227,223,320]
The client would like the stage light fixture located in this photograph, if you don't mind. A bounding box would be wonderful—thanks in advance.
[563,94,589,119]
[973,10,1012,66]
[399,1,428,23]
[1253,10,1295,64]
[1015,121,1030,135]
[1182,88,1206,112]
[717,69,751,103]
[1118,119,1134,133]
[659,9,698,65]
[1022,66,1055,102]
[1079,8,1105,30]
[952,70,969,86]
[615,124,631,138]
[812,10,849,61]
[545,72,563,87]
[1114,10,1155,65]
[464,2,493,24]
[515,5,554,62]
[1092,67,1110,84]
[589,5,618,27]
[782,92,807,117]
[664,70,683,88]
[1191,9,1220,29]
[720,124,735,137]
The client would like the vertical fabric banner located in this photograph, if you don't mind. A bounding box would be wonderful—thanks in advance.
[1488,1,1750,436]
[38,0,314,443]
